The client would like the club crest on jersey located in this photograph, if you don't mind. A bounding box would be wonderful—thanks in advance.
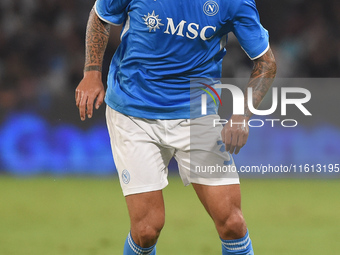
[203,1,219,16]
[143,10,164,32]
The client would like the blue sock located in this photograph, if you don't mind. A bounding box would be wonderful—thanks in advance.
[123,232,156,255]
[221,230,254,255]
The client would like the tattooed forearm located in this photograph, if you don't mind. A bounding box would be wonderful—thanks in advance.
[84,8,111,73]
[244,48,277,118]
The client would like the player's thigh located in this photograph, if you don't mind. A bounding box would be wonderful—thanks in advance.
[193,183,247,240]
[192,183,247,239]
[126,190,165,242]
[192,183,241,219]
[126,190,165,225]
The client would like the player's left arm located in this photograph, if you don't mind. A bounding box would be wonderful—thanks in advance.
[222,47,277,154]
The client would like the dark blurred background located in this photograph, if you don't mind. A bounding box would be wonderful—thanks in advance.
[0,0,339,176]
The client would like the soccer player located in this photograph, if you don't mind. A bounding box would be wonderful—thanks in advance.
[75,0,276,254]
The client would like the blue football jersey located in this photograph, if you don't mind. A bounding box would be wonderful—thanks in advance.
[95,0,269,119]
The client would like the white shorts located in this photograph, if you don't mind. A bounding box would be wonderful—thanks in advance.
[106,106,240,196]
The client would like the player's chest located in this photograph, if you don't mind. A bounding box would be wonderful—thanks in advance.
[127,0,228,37]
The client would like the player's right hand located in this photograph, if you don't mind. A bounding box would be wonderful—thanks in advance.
[75,71,105,121]
[221,115,249,155]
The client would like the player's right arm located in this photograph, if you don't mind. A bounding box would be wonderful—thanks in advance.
[75,8,110,121]
[221,0,276,154]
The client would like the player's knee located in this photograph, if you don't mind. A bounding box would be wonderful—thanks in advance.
[135,222,164,247]
[217,210,246,239]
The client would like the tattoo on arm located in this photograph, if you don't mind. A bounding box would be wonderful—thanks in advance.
[84,8,111,73]
[244,48,277,118]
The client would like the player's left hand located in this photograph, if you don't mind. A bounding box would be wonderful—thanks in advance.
[221,115,249,155]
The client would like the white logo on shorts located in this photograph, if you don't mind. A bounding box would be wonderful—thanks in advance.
[203,1,219,16]
[122,169,130,184]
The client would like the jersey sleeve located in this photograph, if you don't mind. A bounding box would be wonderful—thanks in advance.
[94,0,129,25]
[231,0,269,60]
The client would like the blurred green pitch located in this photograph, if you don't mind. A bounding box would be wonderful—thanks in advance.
[0,176,339,255]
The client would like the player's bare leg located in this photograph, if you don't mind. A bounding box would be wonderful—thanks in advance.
[192,183,246,239]
[125,190,165,248]
[193,183,254,254]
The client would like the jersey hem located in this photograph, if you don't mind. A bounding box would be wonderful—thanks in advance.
[105,100,218,120]
[106,100,192,119]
